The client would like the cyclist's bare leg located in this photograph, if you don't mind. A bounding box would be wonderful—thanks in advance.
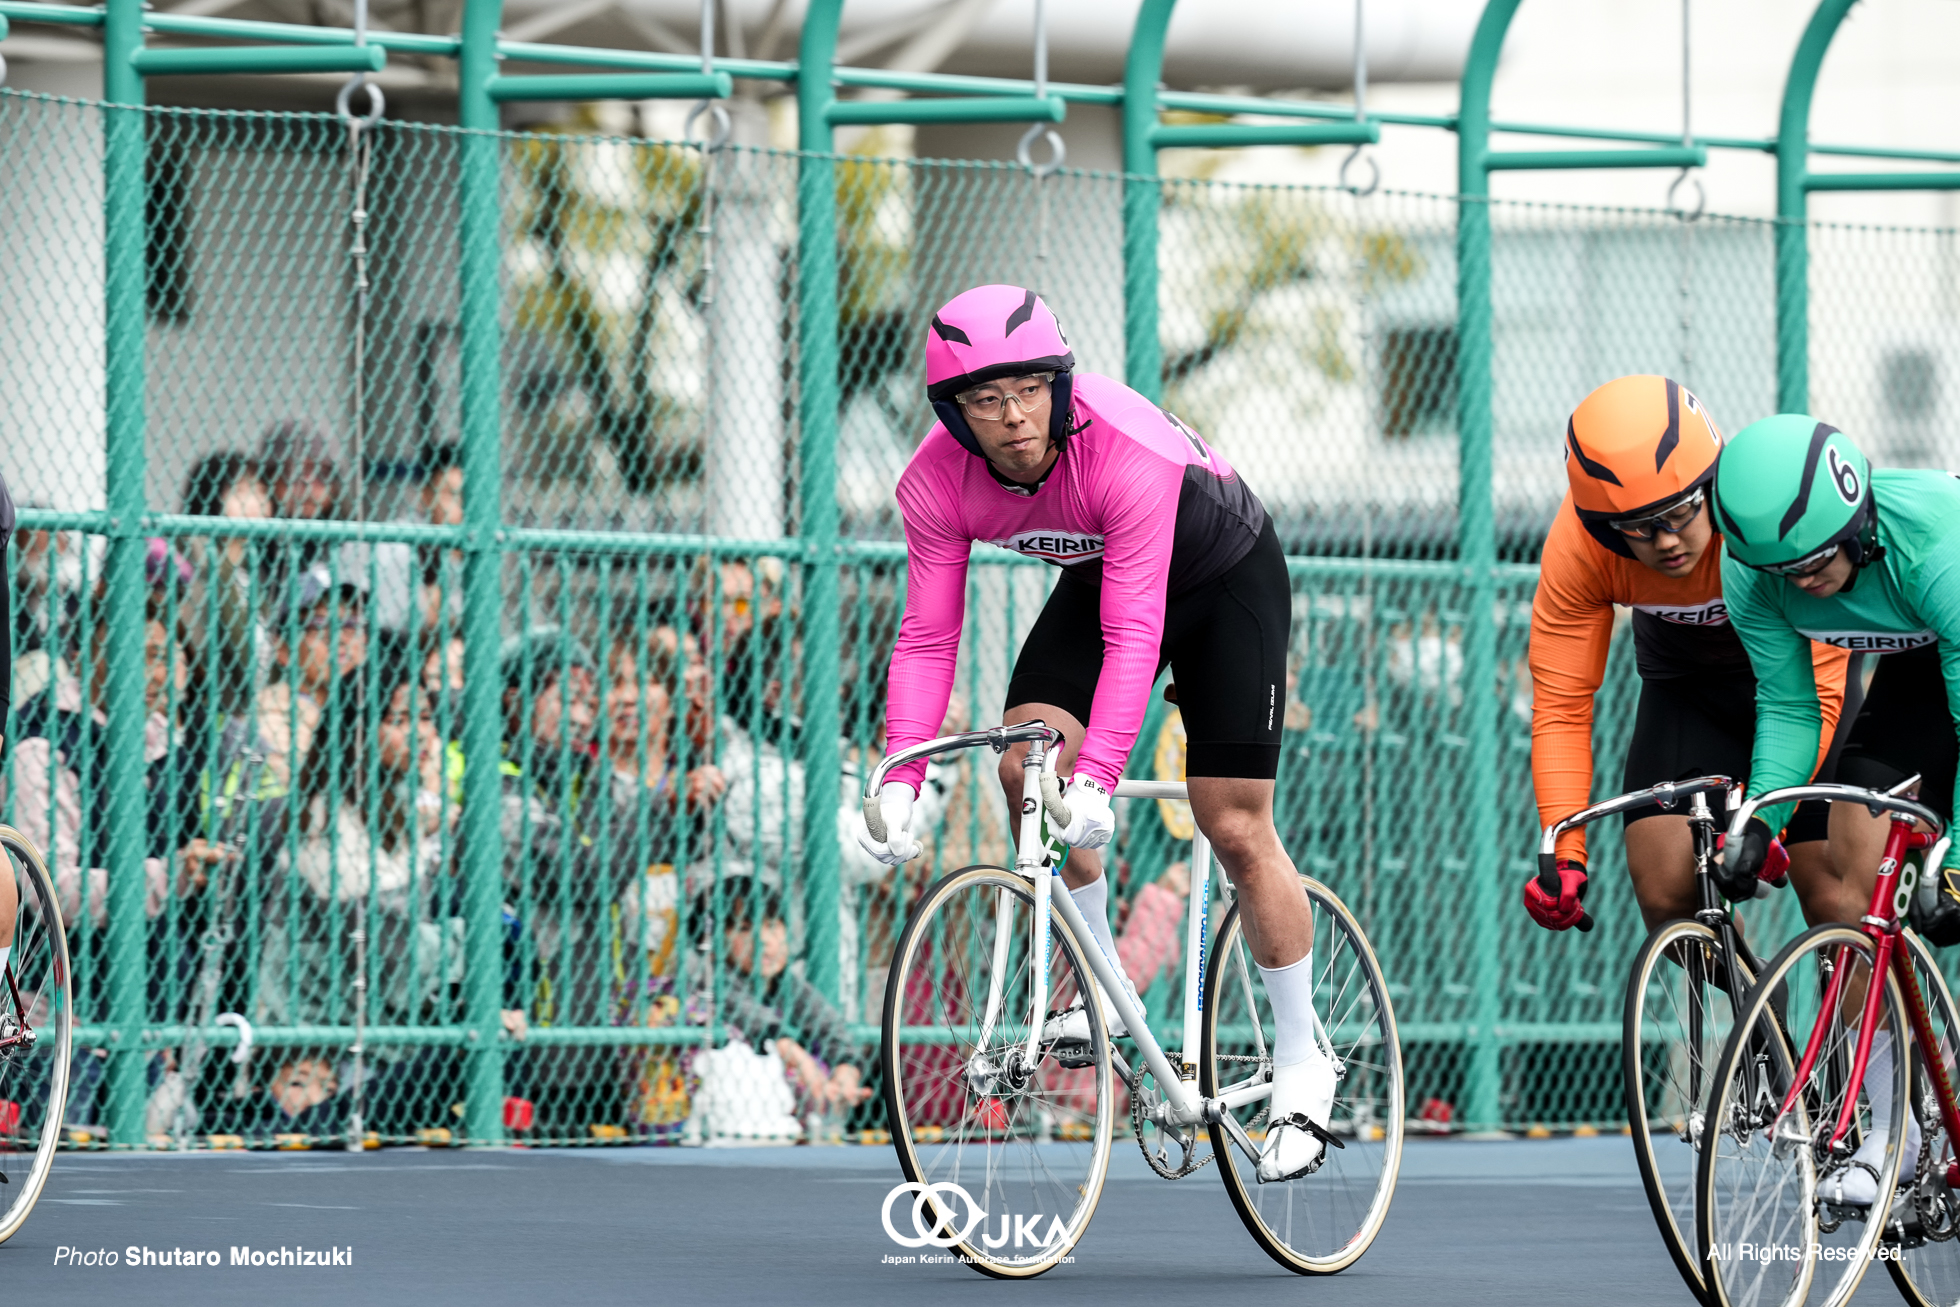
[1624,816,1697,931]
[1190,776,1332,1178]
[0,860,14,968]
[1784,840,1846,928]
[1187,778,1311,967]
[997,702,1103,892]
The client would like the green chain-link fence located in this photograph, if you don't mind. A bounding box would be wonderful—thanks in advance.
[0,87,1946,1147]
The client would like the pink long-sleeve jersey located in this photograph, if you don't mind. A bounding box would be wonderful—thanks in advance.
[885,371,1266,791]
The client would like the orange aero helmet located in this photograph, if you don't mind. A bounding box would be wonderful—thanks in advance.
[1564,375,1723,557]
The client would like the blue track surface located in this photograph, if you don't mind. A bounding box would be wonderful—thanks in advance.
[0,1137,1906,1305]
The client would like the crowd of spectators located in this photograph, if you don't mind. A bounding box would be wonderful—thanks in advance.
[7,420,1035,1147]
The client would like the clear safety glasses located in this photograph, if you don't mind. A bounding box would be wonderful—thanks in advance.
[1608,487,1706,540]
[956,373,1054,422]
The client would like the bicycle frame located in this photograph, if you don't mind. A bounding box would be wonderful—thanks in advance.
[1727,784,1960,1186]
[0,958,32,1055]
[865,722,1276,1155]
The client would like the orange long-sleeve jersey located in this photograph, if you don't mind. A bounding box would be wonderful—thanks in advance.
[1530,495,1850,863]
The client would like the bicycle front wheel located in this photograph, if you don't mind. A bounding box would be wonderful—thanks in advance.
[1626,917,1756,1305]
[1886,929,1960,1307]
[1697,923,1908,1307]
[880,864,1113,1279]
[0,826,74,1246]
[1202,873,1403,1275]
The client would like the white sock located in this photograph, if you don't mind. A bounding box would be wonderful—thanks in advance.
[1259,951,1324,1069]
[0,944,10,977]
[1068,876,1124,978]
[1861,1030,1896,1145]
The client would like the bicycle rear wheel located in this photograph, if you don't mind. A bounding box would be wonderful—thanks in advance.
[1202,873,1402,1274]
[880,864,1113,1279]
[0,826,73,1246]
[1697,923,1908,1307]
[1886,929,1960,1307]
[1626,917,1755,1305]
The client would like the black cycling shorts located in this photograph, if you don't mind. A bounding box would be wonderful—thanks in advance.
[1837,644,1954,822]
[1621,669,1849,845]
[1005,515,1289,781]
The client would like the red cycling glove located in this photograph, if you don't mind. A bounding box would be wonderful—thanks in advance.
[1713,819,1790,901]
[1524,859,1589,931]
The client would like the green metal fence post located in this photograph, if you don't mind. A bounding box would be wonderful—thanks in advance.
[1454,0,1520,1134]
[1776,0,1856,414]
[456,0,507,1146]
[1121,0,1175,400]
[797,0,845,1005]
[101,0,150,1150]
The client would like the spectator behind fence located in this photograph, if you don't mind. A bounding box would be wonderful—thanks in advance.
[255,566,367,788]
[372,442,464,637]
[252,1055,343,1139]
[10,570,231,933]
[180,451,274,716]
[683,614,804,891]
[602,636,726,835]
[498,625,666,1129]
[683,884,871,1145]
[497,628,618,1017]
[256,420,342,595]
[10,501,84,705]
[255,637,452,1049]
[835,681,956,1024]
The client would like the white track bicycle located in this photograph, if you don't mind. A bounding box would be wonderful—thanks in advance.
[0,825,72,1245]
[868,721,1403,1278]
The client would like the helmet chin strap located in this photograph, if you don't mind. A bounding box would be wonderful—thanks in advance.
[1835,495,1885,588]
[1849,495,1884,568]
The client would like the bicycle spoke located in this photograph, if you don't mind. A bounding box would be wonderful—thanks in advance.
[0,830,73,1246]
[882,866,1111,1277]
[1700,924,1905,1307]
[1882,933,1960,1307]
[1205,875,1401,1275]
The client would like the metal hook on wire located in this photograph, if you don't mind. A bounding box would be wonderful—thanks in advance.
[1340,0,1379,197]
[686,99,733,153]
[1340,146,1380,198]
[335,77,386,129]
[1018,124,1066,178]
[1018,0,1065,180]
[1666,168,1706,222]
[1665,0,1703,222]
[685,0,732,154]
[334,0,385,129]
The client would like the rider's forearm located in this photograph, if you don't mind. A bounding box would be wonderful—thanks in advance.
[882,507,970,790]
[1724,555,1821,834]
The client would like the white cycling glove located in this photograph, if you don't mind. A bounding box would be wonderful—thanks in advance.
[1056,776,1116,850]
[856,782,922,866]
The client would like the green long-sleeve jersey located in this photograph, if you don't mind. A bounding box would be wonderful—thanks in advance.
[1724,469,1960,863]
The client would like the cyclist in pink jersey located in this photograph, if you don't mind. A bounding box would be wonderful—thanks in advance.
[854,285,1334,1182]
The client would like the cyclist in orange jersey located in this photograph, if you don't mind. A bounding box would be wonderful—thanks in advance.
[1523,376,1855,932]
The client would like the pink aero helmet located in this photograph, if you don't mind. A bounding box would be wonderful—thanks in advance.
[924,285,1076,457]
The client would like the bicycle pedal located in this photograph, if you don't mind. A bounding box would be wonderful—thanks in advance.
[1052,1040,1098,1070]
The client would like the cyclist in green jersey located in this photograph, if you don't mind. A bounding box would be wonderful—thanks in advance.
[1715,414,1960,1204]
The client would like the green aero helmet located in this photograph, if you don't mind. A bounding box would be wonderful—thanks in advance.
[1713,414,1876,573]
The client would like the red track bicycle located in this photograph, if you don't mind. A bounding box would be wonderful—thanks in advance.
[1696,781,1960,1307]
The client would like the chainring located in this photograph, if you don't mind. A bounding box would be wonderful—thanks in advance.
[1914,1111,1960,1243]
[1130,1064,1211,1179]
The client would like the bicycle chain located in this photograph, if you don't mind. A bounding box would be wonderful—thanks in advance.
[1915,1113,1960,1243]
